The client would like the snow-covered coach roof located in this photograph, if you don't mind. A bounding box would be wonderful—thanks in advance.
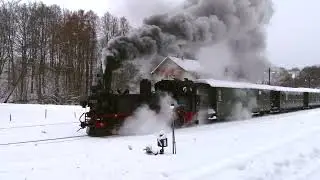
[195,79,320,93]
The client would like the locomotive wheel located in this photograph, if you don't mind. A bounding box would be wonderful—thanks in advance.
[86,126,97,136]
[86,126,113,136]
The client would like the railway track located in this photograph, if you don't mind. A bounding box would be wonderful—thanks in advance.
[0,135,88,146]
[0,121,79,130]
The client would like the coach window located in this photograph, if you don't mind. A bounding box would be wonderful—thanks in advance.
[258,90,262,100]
[218,89,222,102]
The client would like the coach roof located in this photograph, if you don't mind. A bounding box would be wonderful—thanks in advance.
[195,79,320,93]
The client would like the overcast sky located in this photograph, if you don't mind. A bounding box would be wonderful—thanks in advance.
[22,0,320,69]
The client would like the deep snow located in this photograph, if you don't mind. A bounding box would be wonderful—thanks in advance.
[1,103,320,180]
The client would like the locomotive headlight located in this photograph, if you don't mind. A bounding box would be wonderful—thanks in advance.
[183,87,187,93]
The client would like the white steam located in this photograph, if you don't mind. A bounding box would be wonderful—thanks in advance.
[228,98,257,120]
[197,41,235,80]
[118,93,177,136]
[227,90,258,120]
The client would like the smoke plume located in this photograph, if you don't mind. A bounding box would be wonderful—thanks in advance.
[117,0,183,27]
[104,0,274,82]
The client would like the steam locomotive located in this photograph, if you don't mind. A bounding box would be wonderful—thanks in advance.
[79,54,204,136]
[79,78,200,136]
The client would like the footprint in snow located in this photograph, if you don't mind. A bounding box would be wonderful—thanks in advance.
[161,172,169,177]
[236,163,247,171]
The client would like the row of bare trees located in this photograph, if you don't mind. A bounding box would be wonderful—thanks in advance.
[277,66,320,88]
[0,1,131,104]
[263,66,320,88]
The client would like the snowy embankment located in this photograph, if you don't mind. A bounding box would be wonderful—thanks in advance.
[0,103,87,144]
[1,103,320,180]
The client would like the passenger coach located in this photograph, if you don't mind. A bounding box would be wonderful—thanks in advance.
[194,79,320,121]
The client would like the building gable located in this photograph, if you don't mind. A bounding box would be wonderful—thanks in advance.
[151,56,202,80]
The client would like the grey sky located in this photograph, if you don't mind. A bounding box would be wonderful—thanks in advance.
[23,0,320,69]
[267,0,320,69]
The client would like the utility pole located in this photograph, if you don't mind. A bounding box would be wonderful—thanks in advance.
[172,119,176,154]
[268,68,271,85]
[170,104,176,154]
[308,76,311,88]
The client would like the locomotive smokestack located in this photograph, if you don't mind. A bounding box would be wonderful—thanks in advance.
[103,55,121,91]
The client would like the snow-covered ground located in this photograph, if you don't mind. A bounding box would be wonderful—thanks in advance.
[2,103,320,180]
[0,103,87,144]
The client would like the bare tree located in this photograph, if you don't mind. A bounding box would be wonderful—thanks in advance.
[0,2,129,104]
[0,0,19,102]
[119,16,130,36]
[100,12,114,48]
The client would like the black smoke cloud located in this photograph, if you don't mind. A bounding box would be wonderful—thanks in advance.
[104,0,274,81]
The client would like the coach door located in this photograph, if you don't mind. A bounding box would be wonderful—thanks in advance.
[303,92,309,108]
[270,90,280,110]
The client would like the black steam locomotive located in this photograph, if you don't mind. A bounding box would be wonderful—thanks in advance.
[79,77,200,136]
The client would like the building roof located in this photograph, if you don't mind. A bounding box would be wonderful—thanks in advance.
[150,56,203,74]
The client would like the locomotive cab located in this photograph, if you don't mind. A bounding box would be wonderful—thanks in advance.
[154,78,200,126]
